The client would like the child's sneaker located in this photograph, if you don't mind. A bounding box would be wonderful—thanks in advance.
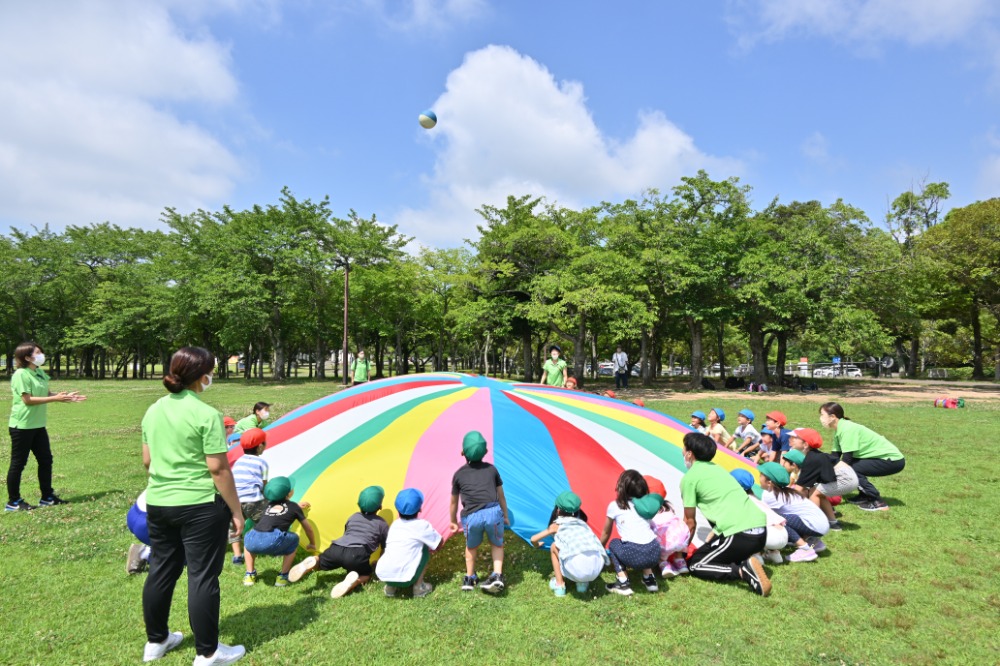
[38,494,68,506]
[548,578,566,597]
[330,571,360,599]
[413,581,434,598]
[288,556,317,583]
[787,546,818,563]
[575,581,589,593]
[127,544,148,574]
[480,572,505,594]
[739,557,772,597]
[460,574,478,591]
[641,574,659,592]
[669,553,689,576]
[763,549,784,564]
[858,499,889,512]
[242,571,256,586]
[847,494,870,505]
[231,556,244,566]
[4,498,34,512]
[660,560,677,578]
[807,537,826,553]
[384,585,397,598]
[142,631,183,662]
[605,578,633,596]
[828,519,843,531]
[274,573,289,588]
[191,642,246,666]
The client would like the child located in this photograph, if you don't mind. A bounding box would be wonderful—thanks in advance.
[242,476,316,587]
[376,488,442,598]
[288,486,389,598]
[730,469,788,564]
[780,448,803,486]
[681,432,771,597]
[234,402,271,434]
[729,409,761,455]
[564,376,579,390]
[530,491,609,596]
[706,408,730,446]
[223,416,236,439]
[449,431,510,593]
[643,475,690,578]
[689,410,708,434]
[788,428,856,531]
[125,491,152,574]
[757,463,829,563]
[751,427,775,465]
[599,470,661,596]
[230,427,270,565]
[763,411,791,461]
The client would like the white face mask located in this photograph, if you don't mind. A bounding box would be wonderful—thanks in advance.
[260,410,270,420]
[201,375,213,391]
[32,353,46,366]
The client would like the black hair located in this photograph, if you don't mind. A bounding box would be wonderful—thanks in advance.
[691,416,705,427]
[252,402,271,414]
[683,432,717,462]
[398,512,418,520]
[163,347,215,394]
[13,341,41,369]
[819,402,847,420]
[764,482,799,503]
[549,344,561,353]
[615,469,648,510]
[547,506,588,524]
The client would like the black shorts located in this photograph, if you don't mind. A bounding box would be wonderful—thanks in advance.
[318,543,372,576]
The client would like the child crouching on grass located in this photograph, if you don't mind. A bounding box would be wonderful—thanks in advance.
[288,486,389,598]
[530,491,609,596]
[787,428,857,531]
[600,470,662,596]
[758,463,829,563]
[643,475,690,578]
[730,469,788,565]
[375,488,442,598]
[242,476,316,587]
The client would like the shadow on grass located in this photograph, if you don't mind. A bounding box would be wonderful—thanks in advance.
[64,489,122,504]
[221,596,324,649]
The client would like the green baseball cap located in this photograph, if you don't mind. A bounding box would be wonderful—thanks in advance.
[462,431,488,462]
[782,449,806,466]
[263,476,292,501]
[633,493,664,520]
[555,491,581,514]
[758,462,790,487]
[357,485,385,513]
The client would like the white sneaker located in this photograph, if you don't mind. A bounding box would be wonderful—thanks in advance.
[192,643,246,666]
[764,549,784,564]
[807,537,827,553]
[288,556,317,583]
[143,632,183,662]
[413,581,434,597]
[331,571,359,599]
[660,561,677,578]
[384,584,397,598]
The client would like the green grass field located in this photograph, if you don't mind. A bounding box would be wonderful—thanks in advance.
[1,379,998,666]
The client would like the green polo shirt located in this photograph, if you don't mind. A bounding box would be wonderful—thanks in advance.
[352,359,371,382]
[9,367,49,430]
[542,358,567,386]
[833,419,903,461]
[681,460,766,537]
[142,390,228,506]
[233,414,263,434]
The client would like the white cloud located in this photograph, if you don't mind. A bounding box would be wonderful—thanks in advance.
[977,155,1000,198]
[801,131,830,163]
[730,0,998,48]
[0,2,242,229]
[394,45,742,247]
[358,0,488,31]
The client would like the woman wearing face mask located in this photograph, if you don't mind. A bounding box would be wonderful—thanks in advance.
[541,345,568,388]
[350,349,371,386]
[233,402,271,434]
[6,342,86,512]
[140,346,245,665]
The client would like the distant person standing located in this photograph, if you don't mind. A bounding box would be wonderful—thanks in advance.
[541,345,568,388]
[6,342,86,512]
[351,350,372,386]
[612,346,630,390]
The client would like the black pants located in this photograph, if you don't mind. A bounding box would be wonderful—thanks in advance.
[851,458,906,501]
[7,427,53,503]
[615,371,629,389]
[688,529,766,581]
[143,496,231,657]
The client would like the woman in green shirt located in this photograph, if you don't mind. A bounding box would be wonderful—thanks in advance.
[140,346,245,665]
[819,402,905,512]
[6,341,86,512]
[541,345,568,387]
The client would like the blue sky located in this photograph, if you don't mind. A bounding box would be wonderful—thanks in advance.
[2,0,998,248]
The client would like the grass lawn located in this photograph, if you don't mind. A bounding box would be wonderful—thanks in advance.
[1,378,998,666]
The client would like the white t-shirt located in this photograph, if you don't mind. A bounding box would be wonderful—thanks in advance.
[612,352,629,373]
[374,518,442,583]
[734,424,761,447]
[606,500,656,545]
[762,490,829,535]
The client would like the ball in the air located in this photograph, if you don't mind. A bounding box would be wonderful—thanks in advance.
[418,110,437,129]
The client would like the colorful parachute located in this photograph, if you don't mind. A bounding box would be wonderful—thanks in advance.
[235,373,758,547]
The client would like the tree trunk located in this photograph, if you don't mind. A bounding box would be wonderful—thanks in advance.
[521,328,533,382]
[315,337,326,380]
[747,317,768,385]
[686,316,704,389]
[971,297,985,379]
[716,323,726,381]
[908,337,919,378]
[573,318,587,382]
[775,331,788,387]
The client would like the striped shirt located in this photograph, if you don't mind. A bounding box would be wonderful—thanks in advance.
[553,516,609,564]
[232,454,269,502]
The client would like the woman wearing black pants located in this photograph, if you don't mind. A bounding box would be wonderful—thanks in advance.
[140,347,245,665]
[6,342,86,512]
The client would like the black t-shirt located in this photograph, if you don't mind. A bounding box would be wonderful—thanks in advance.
[451,461,503,518]
[332,512,389,554]
[797,449,837,487]
[253,500,305,533]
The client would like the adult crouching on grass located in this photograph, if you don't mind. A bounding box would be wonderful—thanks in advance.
[140,346,246,666]
[6,341,86,512]
[818,402,905,512]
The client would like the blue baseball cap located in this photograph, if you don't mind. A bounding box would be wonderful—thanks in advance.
[730,469,755,491]
[761,427,775,436]
[691,410,707,421]
[394,488,424,515]
[711,407,726,422]
[738,409,755,422]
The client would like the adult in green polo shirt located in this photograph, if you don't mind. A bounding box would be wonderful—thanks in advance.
[819,401,905,512]
[350,349,372,385]
[140,346,245,665]
[680,432,772,597]
[6,341,86,512]
[233,401,271,434]
[541,345,568,387]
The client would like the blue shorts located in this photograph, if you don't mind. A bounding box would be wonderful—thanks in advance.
[244,529,299,556]
[463,503,504,549]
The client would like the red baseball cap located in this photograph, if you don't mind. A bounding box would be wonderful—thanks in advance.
[643,475,666,497]
[765,410,788,427]
[791,427,823,449]
[223,416,237,427]
[240,427,267,450]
